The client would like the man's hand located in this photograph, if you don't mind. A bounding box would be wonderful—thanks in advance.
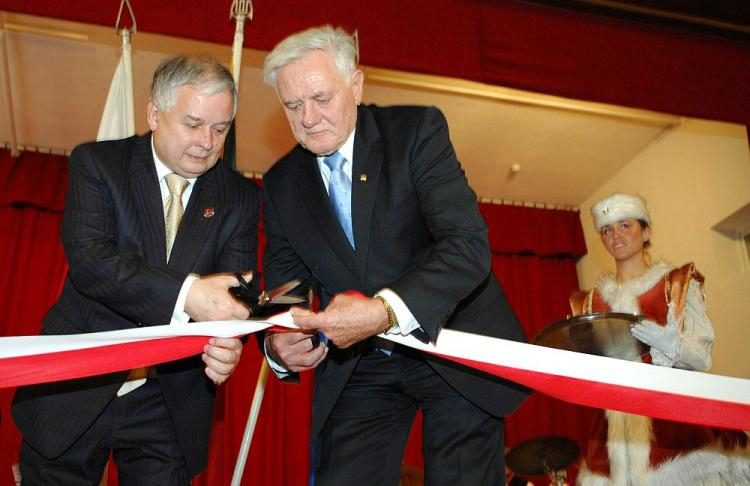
[266,330,327,372]
[292,293,388,349]
[185,272,253,321]
[203,337,243,385]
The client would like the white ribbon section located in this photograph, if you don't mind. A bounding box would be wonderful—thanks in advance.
[2,313,748,422]
[384,329,750,405]
[0,313,293,359]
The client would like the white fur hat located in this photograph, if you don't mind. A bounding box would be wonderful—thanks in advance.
[591,193,651,231]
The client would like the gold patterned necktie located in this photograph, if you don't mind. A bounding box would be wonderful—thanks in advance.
[116,173,188,396]
[164,173,189,261]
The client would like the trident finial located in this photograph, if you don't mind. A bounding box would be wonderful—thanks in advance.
[230,0,254,22]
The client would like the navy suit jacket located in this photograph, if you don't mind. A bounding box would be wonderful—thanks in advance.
[12,133,259,474]
[262,104,529,441]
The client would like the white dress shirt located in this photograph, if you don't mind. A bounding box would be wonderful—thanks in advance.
[152,141,198,325]
[315,130,421,337]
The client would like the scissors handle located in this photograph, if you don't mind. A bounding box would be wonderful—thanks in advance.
[309,333,321,348]
[229,273,256,304]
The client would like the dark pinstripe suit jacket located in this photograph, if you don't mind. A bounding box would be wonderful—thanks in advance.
[12,134,259,474]
[262,104,529,442]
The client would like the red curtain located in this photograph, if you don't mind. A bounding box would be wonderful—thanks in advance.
[1,0,748,125]
[0,150,68,486]
[0,151,595,485]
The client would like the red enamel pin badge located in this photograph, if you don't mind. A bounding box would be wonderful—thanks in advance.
[203,208,215,218]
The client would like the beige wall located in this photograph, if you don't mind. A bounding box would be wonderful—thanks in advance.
[577,119,750,378]
[0,12,679,207]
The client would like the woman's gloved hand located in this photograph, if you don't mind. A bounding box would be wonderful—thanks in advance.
[631,320,680,359]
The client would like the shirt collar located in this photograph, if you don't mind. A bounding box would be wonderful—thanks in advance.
[316,129,356,165]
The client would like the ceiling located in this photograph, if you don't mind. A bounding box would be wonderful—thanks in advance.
[1,10,684,208]
[362,72,678,207]
[528,0,750,40]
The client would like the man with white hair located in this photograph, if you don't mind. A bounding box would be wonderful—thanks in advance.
[260,25,529,485]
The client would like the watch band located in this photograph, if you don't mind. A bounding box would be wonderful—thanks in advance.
[374,295,398,333]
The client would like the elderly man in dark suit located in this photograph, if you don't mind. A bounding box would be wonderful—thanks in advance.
[261,25,529,486]
[12,55,259,485]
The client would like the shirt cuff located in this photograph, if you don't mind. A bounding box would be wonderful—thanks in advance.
[375,288,421,336]
[171,273,198,325]
[263,335,293,379]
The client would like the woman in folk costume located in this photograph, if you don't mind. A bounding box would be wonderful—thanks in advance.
[570,193,750,486]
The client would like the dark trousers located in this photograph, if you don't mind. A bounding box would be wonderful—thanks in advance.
[20,379,190,486]
[314,346,505,486]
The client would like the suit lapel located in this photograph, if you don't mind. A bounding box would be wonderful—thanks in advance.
[128,134,168,266]
[351,106,384,279]
[296,151,360,282]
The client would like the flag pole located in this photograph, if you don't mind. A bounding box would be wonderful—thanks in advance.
[231,360,269,486]
[228,2,261,484]
[223,0,252,172]
[97,0,136,142]
[230,2,251,87]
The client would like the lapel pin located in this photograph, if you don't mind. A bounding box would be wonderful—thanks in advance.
[203,208,215,218]
[359,173,367,182]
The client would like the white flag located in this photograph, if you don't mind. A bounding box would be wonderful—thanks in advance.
[97,30,135,141]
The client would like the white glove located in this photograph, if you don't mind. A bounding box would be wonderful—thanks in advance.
[631,319,680,359]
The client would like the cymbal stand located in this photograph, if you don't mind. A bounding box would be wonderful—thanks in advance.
[536,449,567,486]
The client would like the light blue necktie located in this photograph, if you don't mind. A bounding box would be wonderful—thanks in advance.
[321,152,394,355]
[323,151,355,248]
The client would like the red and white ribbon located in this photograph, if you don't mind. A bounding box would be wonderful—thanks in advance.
[1,312,748,431]
[0,317,280,389]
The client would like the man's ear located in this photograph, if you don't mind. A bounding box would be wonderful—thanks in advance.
[351,70,364,105]
[643,227,651,242]
[147,100,159,131]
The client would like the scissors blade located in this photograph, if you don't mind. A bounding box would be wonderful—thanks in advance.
[259,279,302,305]
[270,294,306,305]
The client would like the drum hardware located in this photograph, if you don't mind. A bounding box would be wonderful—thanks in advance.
[506,435,580,486]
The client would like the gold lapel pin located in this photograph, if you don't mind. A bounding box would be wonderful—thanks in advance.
[359,173,367,182]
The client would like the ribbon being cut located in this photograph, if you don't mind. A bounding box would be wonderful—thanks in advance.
[1,311,748,432]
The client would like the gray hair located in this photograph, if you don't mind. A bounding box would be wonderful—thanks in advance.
[150,55,237,116]
[262,25,358,88]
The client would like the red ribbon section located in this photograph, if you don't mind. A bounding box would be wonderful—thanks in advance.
[443,354,750,431]
[2,336,212,388]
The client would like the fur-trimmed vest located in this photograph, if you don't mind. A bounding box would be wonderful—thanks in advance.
[570,261,696,331]
[571,263,750,486]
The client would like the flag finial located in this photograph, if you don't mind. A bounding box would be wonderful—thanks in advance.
[115,0,137,35]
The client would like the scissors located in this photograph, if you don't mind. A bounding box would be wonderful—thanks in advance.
[231,274,324,347]
[230,273,306,317]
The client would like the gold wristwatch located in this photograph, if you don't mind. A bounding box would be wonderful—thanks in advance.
[374,295,398,333]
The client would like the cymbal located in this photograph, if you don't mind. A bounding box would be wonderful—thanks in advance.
[533,312,649,361]
[506,435,580,476]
